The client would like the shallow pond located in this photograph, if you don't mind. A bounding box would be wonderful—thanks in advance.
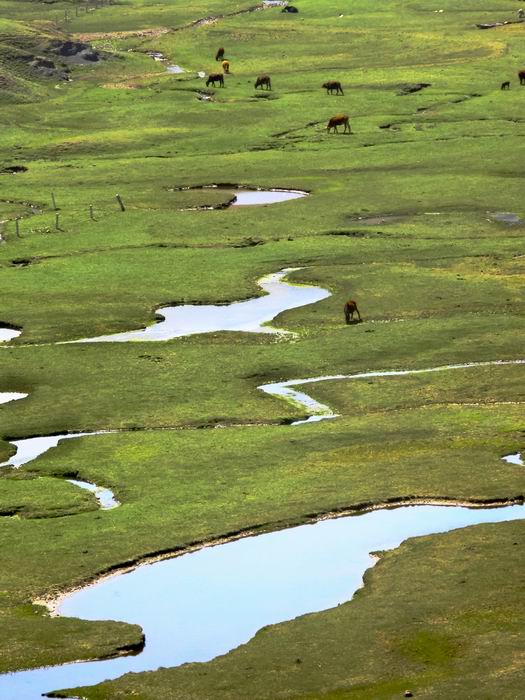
[1,502,523,699]
[72,268,329,343]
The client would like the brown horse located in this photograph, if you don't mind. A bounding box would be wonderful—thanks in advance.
[206,73,224,87]
[327,114,351,133]
[222,59,230,74]
[215,47,225,61]
[519,70,525,85]
[344,300,361,324]
[255,75,272,90]
[323,81,344,95]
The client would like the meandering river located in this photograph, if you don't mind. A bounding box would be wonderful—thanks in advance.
[0,207,523,698]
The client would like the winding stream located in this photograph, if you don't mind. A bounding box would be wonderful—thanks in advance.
[0,433,119,511]
[1,267,523,697]
[72,268,328,343]
[259,359,525,425]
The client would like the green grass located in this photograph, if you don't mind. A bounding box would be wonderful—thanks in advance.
[0,0,524,697]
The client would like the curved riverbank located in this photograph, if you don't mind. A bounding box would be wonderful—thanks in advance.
[0,432,119,512]
[71,268,329,343]
[1,499,523,700]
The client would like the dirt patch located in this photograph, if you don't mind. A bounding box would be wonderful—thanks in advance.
[346,214,406,225]
[477,19,524,29]
[397,82,431,95]
[74,28,170,42]
[1,166,28,174]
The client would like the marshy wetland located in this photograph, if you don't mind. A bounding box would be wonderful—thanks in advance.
[0,0,524,698]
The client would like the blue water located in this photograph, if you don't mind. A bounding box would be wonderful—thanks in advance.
[1,502,523,699]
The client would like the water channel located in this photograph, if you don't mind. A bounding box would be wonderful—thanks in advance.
[0,201,523,697]
[1,502,524,699]
[72,267,328,343]
[0,433,119,511]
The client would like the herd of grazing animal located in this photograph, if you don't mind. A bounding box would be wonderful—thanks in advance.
[201,43,525,324]
[207,47,349,134]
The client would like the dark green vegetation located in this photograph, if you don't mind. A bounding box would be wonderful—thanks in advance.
[0,0,524,697]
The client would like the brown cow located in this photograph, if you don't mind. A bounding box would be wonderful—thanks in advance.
[501,81,510,90]
[206,73,224,87]
[323,81,344,95]
[255,75,272,90]
[327,114,351,133]
[222,59,230,74]
[215,47,225,61]
[344,300,361,324]
[520,70,525,85]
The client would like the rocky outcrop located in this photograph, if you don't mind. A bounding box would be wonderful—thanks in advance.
[48,40,101,64]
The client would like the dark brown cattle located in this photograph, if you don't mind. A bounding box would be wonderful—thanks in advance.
[215,47,225,61]
[519,70,525,85]
[327,114,351,133]
[206,73,224,87]
[255,75,272,90]
[344,300,361,324]
[501,81,510,90]
[323,81,344,95]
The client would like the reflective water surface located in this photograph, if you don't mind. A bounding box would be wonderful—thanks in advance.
[231,189,307,206]
[72,268,329,343]
[0,327,20,343]
[1,503,523,700]
[0,432,119,511]
[0,391,27,406]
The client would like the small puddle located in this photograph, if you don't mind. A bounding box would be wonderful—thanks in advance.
[490,212,523,225]
[231,189,307,206]
[502,452,523,466]
[70,268,329,343]
[0,433,119,511]
[166,65,184,74]
[0,327,21,343]
[1,502,523,699]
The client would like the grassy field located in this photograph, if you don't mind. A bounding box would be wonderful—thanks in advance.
[0,0,524,697]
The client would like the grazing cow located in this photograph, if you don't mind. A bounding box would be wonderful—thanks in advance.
[282,5,299,12]
[323,81,344,95]
[206,73,224,87]
[215,47,225,61]
[501,81,510,90]
[344,300,361,324]
[255,75,272,90]
[327,114,351,133]
[519,70,525,85]
[222,59,230,74]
